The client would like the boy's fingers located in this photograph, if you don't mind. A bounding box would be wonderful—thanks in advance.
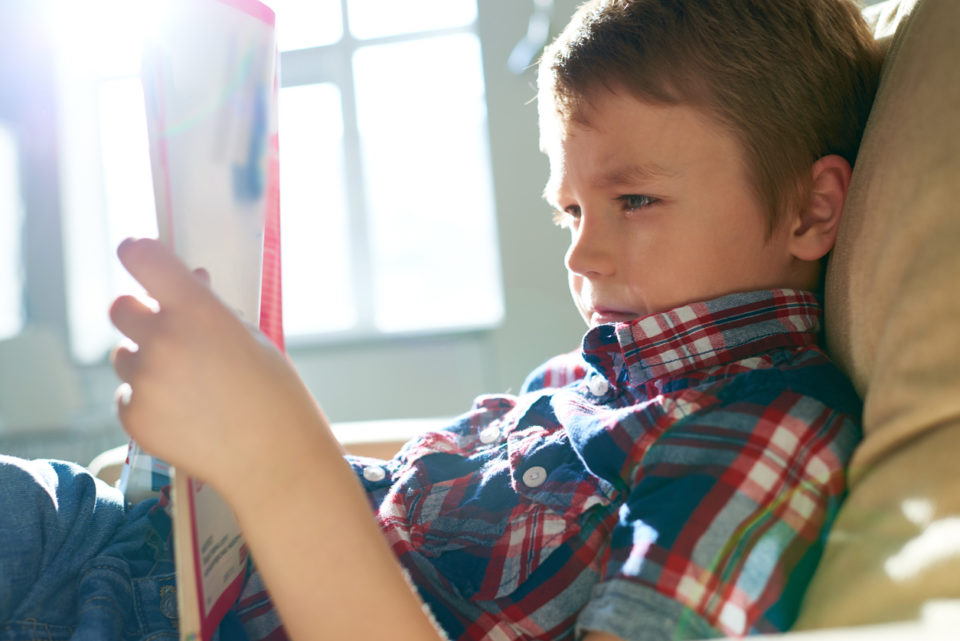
[193,267,211,287]
[116,238,205,308]
[109,294,158,342]
[111,344,139,384]
[114,383,137,433]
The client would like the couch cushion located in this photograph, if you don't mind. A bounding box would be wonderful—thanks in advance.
[795,423,960,627]
[797,0,960,628]
[823,0,960,481]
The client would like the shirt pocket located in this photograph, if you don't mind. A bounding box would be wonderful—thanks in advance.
[406,427,615,602]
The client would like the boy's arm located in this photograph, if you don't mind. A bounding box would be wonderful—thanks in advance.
[110,238,444,640]
[226,418,444,640]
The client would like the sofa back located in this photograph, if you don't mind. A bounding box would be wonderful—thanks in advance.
[797,0,960,627]
[824,0,960,481]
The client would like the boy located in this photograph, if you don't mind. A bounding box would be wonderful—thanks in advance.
[0,0,880,639]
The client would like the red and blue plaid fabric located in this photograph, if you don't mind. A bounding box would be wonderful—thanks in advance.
[240,289,861,641]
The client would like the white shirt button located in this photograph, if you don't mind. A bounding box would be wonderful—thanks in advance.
[362,465,386,483]
[479,426,501,444]
[588,376,610,396]
[522,466,548,488]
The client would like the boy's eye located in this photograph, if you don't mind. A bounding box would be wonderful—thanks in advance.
[619,194,659,211]
[552,206,581,229]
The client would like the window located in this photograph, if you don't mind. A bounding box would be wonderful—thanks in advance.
[0,123,24,340]
[54,0,503,361]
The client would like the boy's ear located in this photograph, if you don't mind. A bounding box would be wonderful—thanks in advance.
[788,154,852,261]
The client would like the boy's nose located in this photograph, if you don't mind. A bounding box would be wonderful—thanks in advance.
[564,212,615,278]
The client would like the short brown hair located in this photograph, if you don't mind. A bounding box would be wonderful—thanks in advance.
[538,0,882,230]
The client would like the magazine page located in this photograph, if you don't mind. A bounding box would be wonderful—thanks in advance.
[133,0,281,639]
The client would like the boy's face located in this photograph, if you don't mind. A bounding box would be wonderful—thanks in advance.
[542,91,809,327]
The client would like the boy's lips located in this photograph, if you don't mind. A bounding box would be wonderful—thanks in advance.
[589,307,638,325]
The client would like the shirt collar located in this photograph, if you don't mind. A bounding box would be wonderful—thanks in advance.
[580,289,822,388]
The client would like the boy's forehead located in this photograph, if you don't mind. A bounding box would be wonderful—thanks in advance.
[541,96,688,171]
[539,92,764,207]
[544,89,746,158]
[540,87,651,162]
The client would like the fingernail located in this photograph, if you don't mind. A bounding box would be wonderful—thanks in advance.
[115,383,133,406]
[194,267,211,286]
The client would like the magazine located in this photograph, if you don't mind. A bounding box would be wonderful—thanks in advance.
[116,1,281,639]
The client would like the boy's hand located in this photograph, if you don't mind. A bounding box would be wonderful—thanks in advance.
[110,239,447,641]
[109,237,327,497]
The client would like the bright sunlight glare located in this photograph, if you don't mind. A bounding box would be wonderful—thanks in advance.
[44,0,170,78]
[0,125,23,341]
[45,0,163,361]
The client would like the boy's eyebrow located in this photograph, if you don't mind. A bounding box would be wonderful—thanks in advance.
[595,162,680,188]
[541,162,680,208]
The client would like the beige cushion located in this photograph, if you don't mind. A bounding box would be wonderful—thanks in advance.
[795,425,960,627]
[825,0,960,482]
[796,0,960,628]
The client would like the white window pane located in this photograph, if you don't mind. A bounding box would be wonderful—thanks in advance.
[99,78,157,265]
[279,83,356,336]
[354,34,503,333]
[268,0,343,51]
[64,77,156,363]
[348,0,476,40]
[49,0,145,78]
[0,124,24,340]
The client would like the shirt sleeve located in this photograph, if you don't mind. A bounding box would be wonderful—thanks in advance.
[577,385,861,640]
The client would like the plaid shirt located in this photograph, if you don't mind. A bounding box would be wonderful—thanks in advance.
[239,289,861,641]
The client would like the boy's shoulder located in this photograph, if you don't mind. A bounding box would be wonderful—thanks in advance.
[651,343,864,472]
[709,344,863,423]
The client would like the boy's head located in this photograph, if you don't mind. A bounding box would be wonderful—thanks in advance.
[538,0,881,326]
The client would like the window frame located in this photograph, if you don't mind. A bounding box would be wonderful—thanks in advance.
[277,10,503,345]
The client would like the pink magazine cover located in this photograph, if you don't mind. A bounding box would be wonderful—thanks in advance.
[133,0,283,638]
